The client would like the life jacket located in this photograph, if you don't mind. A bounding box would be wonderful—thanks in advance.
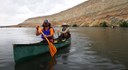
[41,28,54,41]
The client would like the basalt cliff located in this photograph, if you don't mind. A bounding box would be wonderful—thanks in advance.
[18,0,128,27]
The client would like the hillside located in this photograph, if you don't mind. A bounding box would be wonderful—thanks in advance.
[18,0,128,27]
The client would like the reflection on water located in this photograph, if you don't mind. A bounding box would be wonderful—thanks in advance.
[15,46,70,70]
[0,27,128,70]
[80,27,128,67]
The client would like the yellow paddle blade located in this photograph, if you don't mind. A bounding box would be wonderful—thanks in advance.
[48,42,57,57]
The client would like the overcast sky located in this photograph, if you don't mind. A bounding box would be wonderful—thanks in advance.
[0,0,87,26]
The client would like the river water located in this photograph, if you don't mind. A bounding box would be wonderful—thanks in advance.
[0,27,128,70]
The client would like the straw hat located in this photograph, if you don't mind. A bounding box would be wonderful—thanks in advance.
[62,23,68,26]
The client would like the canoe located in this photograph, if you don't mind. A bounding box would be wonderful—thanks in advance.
[13,38,71,63]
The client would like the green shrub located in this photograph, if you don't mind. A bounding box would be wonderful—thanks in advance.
[100,21,108,27]
[119,21,128,27]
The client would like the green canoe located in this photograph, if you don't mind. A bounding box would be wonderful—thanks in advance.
[13,38,71,63]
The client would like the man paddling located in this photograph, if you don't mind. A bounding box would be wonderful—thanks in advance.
[58,23,70,40]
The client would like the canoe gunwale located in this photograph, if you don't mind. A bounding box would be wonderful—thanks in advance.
[13,38,70,47]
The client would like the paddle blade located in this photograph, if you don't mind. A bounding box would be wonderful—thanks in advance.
[48,42,57,57]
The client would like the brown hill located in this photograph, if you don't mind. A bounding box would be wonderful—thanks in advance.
[18,0,128,27]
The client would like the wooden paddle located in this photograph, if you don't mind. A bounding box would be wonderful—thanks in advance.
[38,27,57,57]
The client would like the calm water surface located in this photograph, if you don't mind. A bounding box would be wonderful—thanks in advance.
[0,27,128,70]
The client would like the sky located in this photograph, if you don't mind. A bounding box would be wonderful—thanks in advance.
[0,0,87,26]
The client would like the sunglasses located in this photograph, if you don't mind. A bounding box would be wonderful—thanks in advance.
[44,25,49,27]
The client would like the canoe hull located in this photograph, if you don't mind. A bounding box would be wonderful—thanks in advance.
[13,38,71,63]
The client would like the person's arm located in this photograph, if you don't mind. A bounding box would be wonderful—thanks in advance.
[36,26,42,36]
[62,27,69,33]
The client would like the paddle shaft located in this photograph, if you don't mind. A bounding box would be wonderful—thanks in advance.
[41,32,50,43]
[37,27,50,43]
[39,28,57,57]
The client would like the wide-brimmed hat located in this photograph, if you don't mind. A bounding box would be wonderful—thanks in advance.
[62,23,67,25]
[44,20,48,23]
[43,19,50,24]
[62,23,68,26]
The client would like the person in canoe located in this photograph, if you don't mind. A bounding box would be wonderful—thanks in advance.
[36,19,55,43]
[58,23,70,40]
